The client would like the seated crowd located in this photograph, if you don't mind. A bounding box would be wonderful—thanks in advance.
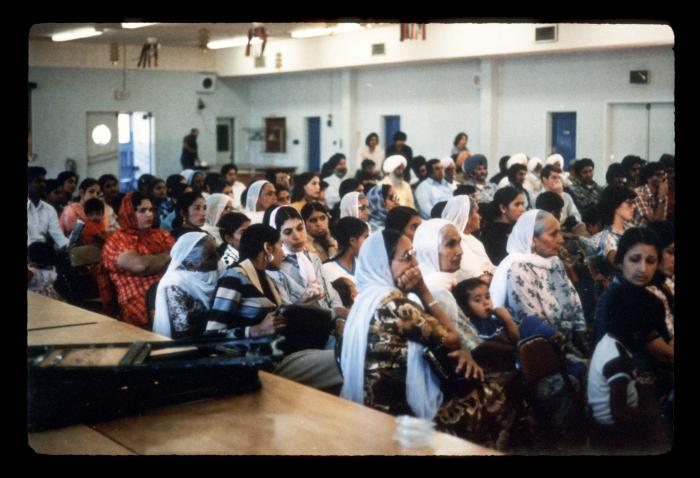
[27,130,674,454]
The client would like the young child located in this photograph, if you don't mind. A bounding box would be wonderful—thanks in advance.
[453,278,519,344]
[27,242,62,300]
[80,197,109,247]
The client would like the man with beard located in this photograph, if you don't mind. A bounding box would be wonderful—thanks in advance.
[440,157,458,191]
[320,153,348,209]
[380,154,415,209]
[414,159,453,219]
[569,158,603,213]
[462,154,497,205]
[621,155,644,191]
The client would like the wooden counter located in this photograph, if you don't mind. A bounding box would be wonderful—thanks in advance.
[27,292,500,456]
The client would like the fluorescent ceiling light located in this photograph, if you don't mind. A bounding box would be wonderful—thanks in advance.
[121,22,157,29]
[51,27,103,42]
[291,23,364,39]
[207,37,262,49]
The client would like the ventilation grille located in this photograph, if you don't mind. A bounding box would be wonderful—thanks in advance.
[535,25,558,43]
[372,43,385,55]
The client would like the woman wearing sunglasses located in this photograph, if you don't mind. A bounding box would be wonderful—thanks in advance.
[366,184,398,233]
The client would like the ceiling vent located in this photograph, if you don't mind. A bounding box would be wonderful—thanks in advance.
[197,74,216,94]
[372,43,385,55]
[535,25,558,43]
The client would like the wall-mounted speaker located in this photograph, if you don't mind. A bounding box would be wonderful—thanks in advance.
[197,74,217,93]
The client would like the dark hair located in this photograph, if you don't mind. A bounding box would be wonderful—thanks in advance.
[605,163,626,185]
[130,191,154,211]
[498,156,510,173]
[320,180,329,191]
[454,184,476,197]
[240,187,248,207]
[84,197,105,216]
[410,156,427,175]
[220,164,238,175]
[506,163,527,183]
[614,227,662,267]
[535,191,565,214]
[28,241,57,268]
[540,164,561,180]
[621,155,643,173]
[218,212,250,237]
[189,171,206,192]
[275,184,290,194]
[393,131,407,142]
[646,221,674,249]
[453,132,468,147]
[239,224,280,262]
[78,178,99,193]
[382,228,403,266]
[170,182,190,203]
[98,174,118,191]
[137,174,156,193]
[426,159,441,177]
[573,158,595,175]
[360,159,376,171]
[264,205,302,230]
[481,186,521,225]
[205,173,225,193]
[605,281,665,345]
[332,278,356,308]
[640,162,664,184]
[356,170,377,183]
[386,206,420,233]
[146,177,165,196]
[332,216,369,257]
[45,179,62,194]
[431,201,448,219]
[28,166,47,183]
[174,191,204,228]
[598,186,637,226]
[291,172,319,202]
[57,171,78,185]
[166,174,185,195]
[339,178,361,198]
[453,278,489,316]
[301,201,329,221]
[321,153,346,178]
[581,205,601,226]
[365,133,379,146]
[380,184,392,201]
[658,154,675,169]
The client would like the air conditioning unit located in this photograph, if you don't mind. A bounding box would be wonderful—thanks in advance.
[197,74,217,94]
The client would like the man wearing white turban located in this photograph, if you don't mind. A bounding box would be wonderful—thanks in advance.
[497,153,529,189]
[380,154,415,209]
[524,157,544,197]
[439,157,458,192]
[546,153,573,188]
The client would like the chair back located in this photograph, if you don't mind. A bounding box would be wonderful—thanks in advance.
[69,245,102,268]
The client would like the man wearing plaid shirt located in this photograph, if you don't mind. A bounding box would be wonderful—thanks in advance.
[569,158,603,213]
[633,162,669,227]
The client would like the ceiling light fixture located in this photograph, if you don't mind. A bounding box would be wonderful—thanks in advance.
[207,37,263,50]
[51,27,103,42]
[291,23,364,39]
[121,22,157,29]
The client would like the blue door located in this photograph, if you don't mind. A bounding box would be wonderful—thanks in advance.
[308,117,321,172]
[384,115,401,150]
[551,112,577,168]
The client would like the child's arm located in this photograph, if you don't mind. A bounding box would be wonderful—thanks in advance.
[490,307,520,344]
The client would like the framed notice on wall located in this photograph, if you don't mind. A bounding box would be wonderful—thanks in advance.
[265,117,286,153]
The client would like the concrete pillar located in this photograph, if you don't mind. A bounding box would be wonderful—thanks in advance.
[479,58,500,175]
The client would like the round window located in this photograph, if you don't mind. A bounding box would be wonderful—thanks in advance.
[91,124,112,145]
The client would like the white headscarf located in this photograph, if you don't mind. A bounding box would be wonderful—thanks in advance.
[153,232,219,338]
[340,231,443,419]
[414,219,458,293]
[245,180,271,214]
[340,191,362,219]
[441,195,471,236]
[489,209,554,308]
[267,205,320,288]
[202,193,233,245]
[507,153,528,169]
[545,154,564,169]
[382,154,407,175]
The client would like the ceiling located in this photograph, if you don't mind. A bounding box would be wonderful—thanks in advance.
[28,22,389,47]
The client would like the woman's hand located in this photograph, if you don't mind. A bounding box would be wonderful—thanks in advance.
[251,312,286,337]
[442,332,461,350]
[448,348,485,381]
[299,285,325,304]
[396,265,425,293]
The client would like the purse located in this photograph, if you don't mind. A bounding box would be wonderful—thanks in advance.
[276,304,334,355]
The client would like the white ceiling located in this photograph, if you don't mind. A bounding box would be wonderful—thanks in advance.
[28,22,389,47]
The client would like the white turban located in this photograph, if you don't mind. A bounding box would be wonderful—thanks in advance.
[439,156,456,170]
[545,154,564,169]
[507,153,528,169]
[527,157,543,172]
[382,155,407,174]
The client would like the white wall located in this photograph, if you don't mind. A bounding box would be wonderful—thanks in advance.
[497,46,674,183]
[29,67,250,179]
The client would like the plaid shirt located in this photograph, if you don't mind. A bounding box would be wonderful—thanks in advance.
[633,185,667,227]
[569,179,603,213]
[102,229,174,327]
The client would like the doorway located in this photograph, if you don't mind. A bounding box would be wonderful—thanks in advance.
[216,117,235,165]
[116,112,154,192]
[383,115,401,150]
[307,117,321,172]
[550,112,577,169]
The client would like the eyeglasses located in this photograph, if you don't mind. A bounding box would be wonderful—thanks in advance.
[395,248,417,262]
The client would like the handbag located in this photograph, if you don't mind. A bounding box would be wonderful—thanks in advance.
[276,304,334,355]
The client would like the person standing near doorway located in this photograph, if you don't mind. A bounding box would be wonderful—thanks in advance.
[181,128,199,170]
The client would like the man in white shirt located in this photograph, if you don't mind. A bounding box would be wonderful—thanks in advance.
[221,164,247,211]
[320,153,348,209]
[27,167,69,249]
[537,164,582,224]
[440,157,458,192]
[414,159,453,219]
[380,154,415,209]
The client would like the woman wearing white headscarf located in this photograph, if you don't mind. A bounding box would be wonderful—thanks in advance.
[244,179,276,225]
[153,232,220,338]
[441,195,496,284]
[339,191,370,223]
[202,193,234,246]
[489,209,590,358]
